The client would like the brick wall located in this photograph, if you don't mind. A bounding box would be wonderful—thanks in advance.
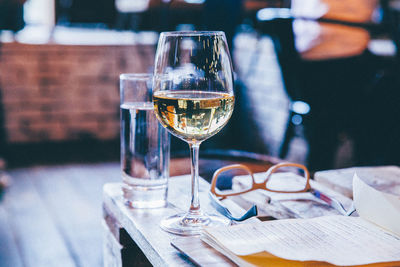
[0,42,155,143]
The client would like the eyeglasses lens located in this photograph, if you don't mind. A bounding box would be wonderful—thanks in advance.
[216,167,253,194]
[266,166,307,192]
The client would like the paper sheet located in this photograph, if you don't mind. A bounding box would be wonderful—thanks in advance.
[353,173,400,237]
[314,166,400,198]
[204,216,400,266]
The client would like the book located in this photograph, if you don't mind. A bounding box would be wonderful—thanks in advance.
[202,174,400,266]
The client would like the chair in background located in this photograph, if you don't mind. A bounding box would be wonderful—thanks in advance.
[253,9,310,160]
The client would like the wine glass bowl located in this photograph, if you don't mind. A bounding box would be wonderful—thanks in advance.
[153,91,234,143]
[153,31,235,235]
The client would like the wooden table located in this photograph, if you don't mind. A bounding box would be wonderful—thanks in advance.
[102,158,353,266]
[103,175,242,266]
[102,153,278,266]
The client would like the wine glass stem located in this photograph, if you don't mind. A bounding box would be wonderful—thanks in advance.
[189,142,201,216]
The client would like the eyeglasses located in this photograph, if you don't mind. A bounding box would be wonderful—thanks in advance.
[209,162,355,221]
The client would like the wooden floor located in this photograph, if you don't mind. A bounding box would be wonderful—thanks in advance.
[0,163,121,267]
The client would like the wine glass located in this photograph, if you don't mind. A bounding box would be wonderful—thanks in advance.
[153,31,235,235]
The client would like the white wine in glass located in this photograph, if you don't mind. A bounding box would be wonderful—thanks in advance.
[153,31,235,235]
[153,91,234,142]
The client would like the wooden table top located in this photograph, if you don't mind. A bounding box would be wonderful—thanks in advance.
[103,161,353,266]
[103,176,243,266]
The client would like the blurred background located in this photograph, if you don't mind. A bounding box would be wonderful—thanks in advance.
[1,1,400,265]
[0,0,399,171]
[0,0,399,172]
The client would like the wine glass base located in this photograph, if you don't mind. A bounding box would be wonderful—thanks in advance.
[160,212,230,236]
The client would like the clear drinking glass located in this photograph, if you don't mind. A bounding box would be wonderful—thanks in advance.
[153,31,235,235]
[120,73,170,209]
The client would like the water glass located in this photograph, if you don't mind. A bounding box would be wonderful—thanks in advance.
[120,73,170,208]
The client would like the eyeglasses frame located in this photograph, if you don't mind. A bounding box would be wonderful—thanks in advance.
[210,162,311,199]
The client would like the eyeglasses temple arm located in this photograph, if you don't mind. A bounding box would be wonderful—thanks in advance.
[208,192,258,222]
[310,189,355,216]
